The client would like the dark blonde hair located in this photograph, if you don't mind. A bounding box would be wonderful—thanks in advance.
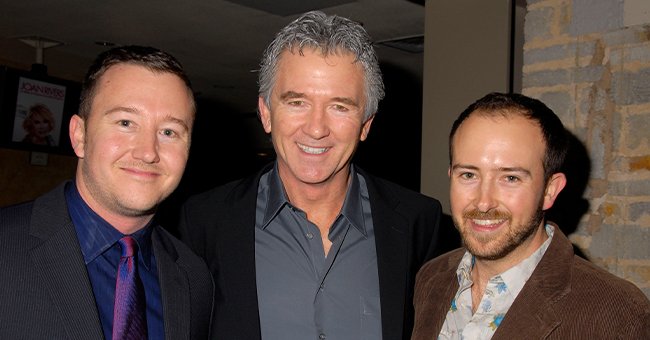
[23,104,55,133]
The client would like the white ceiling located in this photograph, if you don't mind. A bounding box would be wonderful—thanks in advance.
[0,0,425,113]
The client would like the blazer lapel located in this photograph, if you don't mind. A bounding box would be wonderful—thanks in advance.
[28,186,104,340]
[218,171,263,335]
[153,229,191,340]
[364,174,410,340]
[493,227,573,339]
[428,252,463,336]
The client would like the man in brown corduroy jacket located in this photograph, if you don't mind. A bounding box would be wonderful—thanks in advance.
[412,92,649,340]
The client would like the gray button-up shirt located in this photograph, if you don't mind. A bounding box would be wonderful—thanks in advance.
[255,164,382,340]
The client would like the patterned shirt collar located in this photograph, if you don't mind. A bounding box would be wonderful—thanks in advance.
[441,224,555,339]
[456,224,555,289]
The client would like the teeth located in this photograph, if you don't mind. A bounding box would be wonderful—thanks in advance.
[473,219,503,226]
[298,143,328,154]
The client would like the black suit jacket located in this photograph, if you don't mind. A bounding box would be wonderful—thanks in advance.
[0,182,214,340]
[179,164,442,340]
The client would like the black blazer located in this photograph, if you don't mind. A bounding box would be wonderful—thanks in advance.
[0,182,214,340]
[179,164,442,340]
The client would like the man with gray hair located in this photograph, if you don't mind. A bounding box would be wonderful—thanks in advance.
[179,10,442,340]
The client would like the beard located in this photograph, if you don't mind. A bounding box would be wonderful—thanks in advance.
[453,197,545,261]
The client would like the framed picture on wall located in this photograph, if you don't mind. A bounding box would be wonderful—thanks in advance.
[0,65,80,155]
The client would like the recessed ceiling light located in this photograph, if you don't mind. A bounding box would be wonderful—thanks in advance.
[95,41,115,47]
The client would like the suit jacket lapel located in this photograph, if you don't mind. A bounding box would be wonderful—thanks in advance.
[153,229,191,340]
[494,226,573,339]
[430,252,462,336]
[28,184,104,340]
[221,171,262,333]
[363,172,410,340]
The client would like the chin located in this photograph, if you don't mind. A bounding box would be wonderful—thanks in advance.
[462,232,508,259]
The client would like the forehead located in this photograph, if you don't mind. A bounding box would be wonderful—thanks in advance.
[94,64,190,99]
[99,63,158,86]
[90,63,194,119]
[273,48,365,101]
[452,113,545,166]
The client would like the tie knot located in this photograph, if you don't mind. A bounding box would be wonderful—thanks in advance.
[118,236,138,257]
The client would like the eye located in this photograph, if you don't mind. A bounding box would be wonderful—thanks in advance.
[287,100,304,106]
[460,172,475,180]
[118,120,132,127]
[161,129,177,138]
[332,104,349,112]
[505,175,520,183]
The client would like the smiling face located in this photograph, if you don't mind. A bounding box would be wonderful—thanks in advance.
[69,63,194,233]
[31,115,53,137]
[258,48,374,192]
[449,111,565,262]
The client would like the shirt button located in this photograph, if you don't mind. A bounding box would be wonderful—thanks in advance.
[306,232,314,239]
[319,334,326,339]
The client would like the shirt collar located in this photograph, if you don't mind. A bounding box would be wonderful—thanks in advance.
[260,162,287,229]
[339,165,367,237]
[65,181,154,269]
[498,224,554,293]
[260,162,368,237]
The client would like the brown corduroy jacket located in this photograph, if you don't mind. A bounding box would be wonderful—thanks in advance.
[411,225,650,339]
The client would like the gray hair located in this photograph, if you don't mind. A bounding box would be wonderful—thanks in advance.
[258,10,385,121]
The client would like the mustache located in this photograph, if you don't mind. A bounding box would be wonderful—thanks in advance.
[462,209,511,220]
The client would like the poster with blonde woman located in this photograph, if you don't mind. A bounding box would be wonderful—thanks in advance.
[12,77,65,146]
[21,104,56,145]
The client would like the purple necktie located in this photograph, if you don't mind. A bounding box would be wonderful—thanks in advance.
[112,236,148,340]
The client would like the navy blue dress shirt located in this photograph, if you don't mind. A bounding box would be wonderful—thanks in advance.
[65,182,163,340]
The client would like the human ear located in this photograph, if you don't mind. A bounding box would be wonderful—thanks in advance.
[258,97,272,133]
[542,172,567,210]
[359,114,375,141]
[69,115,86,158]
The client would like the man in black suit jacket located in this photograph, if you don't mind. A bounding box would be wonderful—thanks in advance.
[0,46,213,339]
[179,11,441,340]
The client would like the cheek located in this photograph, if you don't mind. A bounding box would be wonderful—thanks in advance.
[335,120,365,141]
[161,145,190,167]
[86,131,128,158]
[273,116,300,136]
[449,183,471,212]
[502,190,539,216]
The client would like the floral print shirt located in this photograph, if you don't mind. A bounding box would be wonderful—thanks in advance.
[438,224,555,340]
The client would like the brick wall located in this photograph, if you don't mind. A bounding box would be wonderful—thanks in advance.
[523,0,650,297]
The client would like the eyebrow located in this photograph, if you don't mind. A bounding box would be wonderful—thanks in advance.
[164,116,190,132]
[279,91,304,101]
[451,164,478,172]
[331,96,359,107]
[104,106,138,116]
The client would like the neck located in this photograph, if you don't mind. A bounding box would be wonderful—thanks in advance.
[472,223,548,282]
[279,166,351,215]
[75,178,153,235]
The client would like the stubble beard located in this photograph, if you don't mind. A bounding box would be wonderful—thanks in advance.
[454,198,545,261]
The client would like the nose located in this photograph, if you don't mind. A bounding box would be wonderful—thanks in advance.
[475,180,498,212]
[302,106,330,139]
[132,132,160,164]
